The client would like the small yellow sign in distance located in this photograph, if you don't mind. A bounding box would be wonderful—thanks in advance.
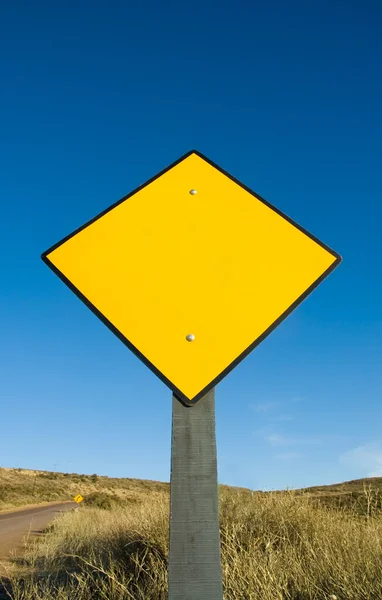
[42,150,341,405]
[74,494,84,504]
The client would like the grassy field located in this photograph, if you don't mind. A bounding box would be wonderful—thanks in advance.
[1,469,382,599]
[0,467,169,513]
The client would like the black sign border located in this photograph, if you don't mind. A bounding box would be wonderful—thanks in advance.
[42,150,342,406]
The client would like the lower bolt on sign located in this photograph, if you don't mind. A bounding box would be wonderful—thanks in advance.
[41,150,341,405]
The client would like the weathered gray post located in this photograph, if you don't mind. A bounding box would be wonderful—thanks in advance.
[168,389,223,600]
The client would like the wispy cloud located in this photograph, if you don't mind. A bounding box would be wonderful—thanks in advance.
[273,415,293,422]
[265,433,291,445]
[264,433,313,446]
[274,452,300,460]
[340,442,382,477]
[369,468,382,476]
[265,432,347,447]
[249,397,301,419]
[291,396,303,404]
[249,401,278,413]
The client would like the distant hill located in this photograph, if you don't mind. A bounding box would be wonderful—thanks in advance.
[300,476,382,493]
[1,467,381,515]
[294,476,382,515]
[0,467,169,512]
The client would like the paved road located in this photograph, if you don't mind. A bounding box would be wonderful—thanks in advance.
[0,502,76,569]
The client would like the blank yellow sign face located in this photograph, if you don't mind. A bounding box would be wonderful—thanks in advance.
[74,494,84,503]
[42,150,341,405]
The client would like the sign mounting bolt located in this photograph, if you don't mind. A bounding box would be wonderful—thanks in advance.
[189,189,197,195]
[186,334,195,342]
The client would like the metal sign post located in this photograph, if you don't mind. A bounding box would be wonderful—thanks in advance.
[168,389,223,600]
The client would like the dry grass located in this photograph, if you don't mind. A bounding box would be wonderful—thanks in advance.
[0,468,168,513]
[2,485,382,599]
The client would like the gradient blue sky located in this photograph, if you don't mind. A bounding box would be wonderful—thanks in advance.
[1,1,381,491]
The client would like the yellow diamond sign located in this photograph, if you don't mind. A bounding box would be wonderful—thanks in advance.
[74,494,84,503]
[42,150,341,405]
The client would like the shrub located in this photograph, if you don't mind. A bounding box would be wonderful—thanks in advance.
[83,492,130,510]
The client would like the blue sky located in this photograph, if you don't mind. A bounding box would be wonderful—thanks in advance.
[1,1,381,491]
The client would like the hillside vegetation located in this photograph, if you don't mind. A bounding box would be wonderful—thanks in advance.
[1,466,382,516]
[0,468,169,513]
[1,468,382,598]
[1,482,382,599]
